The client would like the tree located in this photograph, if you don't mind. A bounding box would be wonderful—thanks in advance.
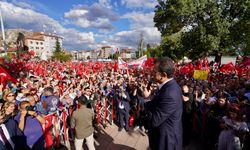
[108,53,120,59]
[51,52,72,62]
[51,38,72,62]
[145,44,164,58]
[54,37,62,53]
[154,0,250,60]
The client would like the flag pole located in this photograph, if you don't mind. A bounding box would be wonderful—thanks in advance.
[0,7,7,57]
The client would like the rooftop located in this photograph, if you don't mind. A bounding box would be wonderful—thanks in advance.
[101,46,112,49]
[26,36,44,41]
[33,32,63,39]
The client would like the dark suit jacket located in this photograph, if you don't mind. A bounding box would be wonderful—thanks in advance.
[116,91,131,111]
[0,119,29,150]
[145,79,183,150]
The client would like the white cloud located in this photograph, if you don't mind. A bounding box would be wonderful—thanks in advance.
[0,2,95,50]
[62,29,95,49]
[94,33,108,38]
[0,1,161,51]
[92,18,113,29]
[98,0,112,9]
[106,27,161,49]
[10,0,35,10]
[64,9,88,18]
[121,0,157,9]
[123,11,155,29]
[109,11,161,49]
[64,3,118,30]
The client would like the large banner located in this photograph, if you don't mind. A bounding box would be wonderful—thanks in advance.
[128,55,147,67]
[193,70,209,80]
[118,57,127,69]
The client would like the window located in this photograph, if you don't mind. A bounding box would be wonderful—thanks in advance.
[29,46,33,49]
[36,47,39,49]
[30,41,33,44]
[40,42,43,45]
[36,42,39,45]
[41,47,44,50]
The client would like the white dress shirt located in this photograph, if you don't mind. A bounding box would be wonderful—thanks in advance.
[158,78,173,90]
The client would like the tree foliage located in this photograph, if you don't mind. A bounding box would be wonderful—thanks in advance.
[154,0,250,60]
[54,37,62,53]
[51,37,72,62]
[51,52,72,62]
[108,52,120,59]
[145,45,164,58]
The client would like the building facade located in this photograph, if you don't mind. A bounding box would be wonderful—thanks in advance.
[100,46,112,58]
[43,33,63,57]
[25,37,44,56]
[120,48,136,59]
[25,32,63,58]
[91,50,99,59]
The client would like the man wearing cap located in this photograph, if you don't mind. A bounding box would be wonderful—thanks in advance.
[71,95,95,150]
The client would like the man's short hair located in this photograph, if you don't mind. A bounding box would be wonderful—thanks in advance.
[77,95,88,105]
[44,87,54,94]
[155,57,175,78]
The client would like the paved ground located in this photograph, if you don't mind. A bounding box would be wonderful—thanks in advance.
[94,125,149,150]
[61,124,204,150]
[62,124,149,150]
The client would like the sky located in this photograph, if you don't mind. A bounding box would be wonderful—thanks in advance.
[0,0,161,51]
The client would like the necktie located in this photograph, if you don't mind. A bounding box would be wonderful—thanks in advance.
[0,126,13,150]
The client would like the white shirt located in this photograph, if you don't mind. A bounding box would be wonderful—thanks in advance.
[119,101,124,109]
[158,78,173,90]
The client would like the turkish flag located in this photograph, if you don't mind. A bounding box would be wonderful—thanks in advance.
[236,58,250,76]
[0,66,17,85]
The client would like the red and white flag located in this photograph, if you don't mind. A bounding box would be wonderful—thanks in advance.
[0,66,17,85]
[118,57,127,69]
[128,55,147,68]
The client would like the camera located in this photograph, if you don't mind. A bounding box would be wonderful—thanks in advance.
[25,106,36,111]
[138,83,142,87]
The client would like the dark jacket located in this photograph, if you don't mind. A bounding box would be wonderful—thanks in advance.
[116,91,131,111]
[145,79,183,150]
[0,119,29,150]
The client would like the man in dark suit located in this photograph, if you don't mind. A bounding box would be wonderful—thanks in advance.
[117,85,131,132]
[143,57,183,150]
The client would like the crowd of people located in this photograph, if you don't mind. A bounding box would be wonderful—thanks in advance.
[0,56,249,150]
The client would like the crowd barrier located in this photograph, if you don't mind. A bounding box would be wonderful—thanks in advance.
[42,108,71,149]
[96,97,114,126]
[42,98,122,148]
